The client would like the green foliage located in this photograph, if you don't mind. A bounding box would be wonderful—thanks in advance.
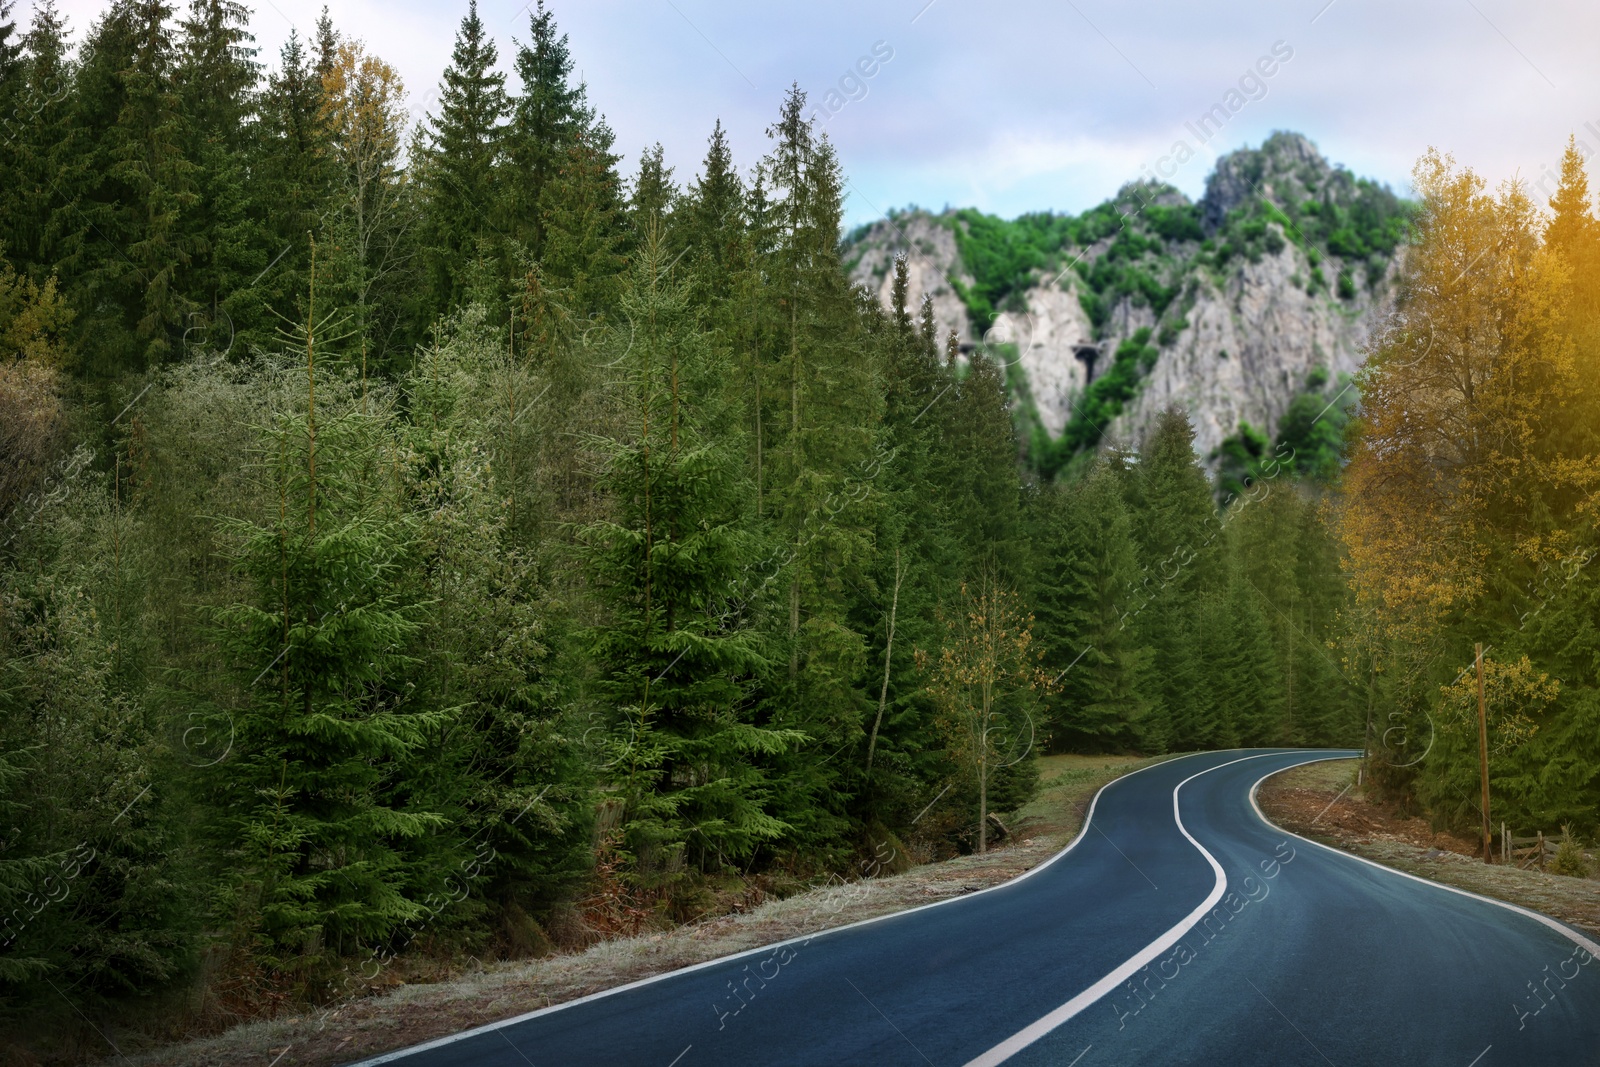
[0,5,1382,1051]
[581,230,796,879]
[1551,830,1591,878]
[1051,328,1160,464]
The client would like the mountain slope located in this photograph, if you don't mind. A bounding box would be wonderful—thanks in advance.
[843,132,1411,475]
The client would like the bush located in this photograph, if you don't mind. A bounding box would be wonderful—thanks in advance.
[1551,828,1591,878]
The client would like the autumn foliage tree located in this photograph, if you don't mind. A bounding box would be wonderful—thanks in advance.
[918,573,1052,853]
[1340,144,1600,827]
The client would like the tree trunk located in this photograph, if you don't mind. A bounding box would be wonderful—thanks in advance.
[866,548,903,777]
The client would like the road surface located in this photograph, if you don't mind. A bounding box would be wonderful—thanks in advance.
[349,749,1600,1066]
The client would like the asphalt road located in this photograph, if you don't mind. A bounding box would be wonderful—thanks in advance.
[349,749,1600,1067]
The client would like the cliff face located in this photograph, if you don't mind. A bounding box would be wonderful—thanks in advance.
[843,132,1407,464]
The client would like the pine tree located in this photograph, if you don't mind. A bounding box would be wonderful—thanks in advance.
[195,277,449,965]
[66,0,199,375]
[175,0,260,355]
[419,0,507,322]
[1032,462,1152,751]
[503,1,589,258]
[580,226,797,881]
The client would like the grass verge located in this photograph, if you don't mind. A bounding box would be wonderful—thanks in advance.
[1257,759,1600,941]
[114,752,1174,1067]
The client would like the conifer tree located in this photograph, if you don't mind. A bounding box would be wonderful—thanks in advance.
[1031,462,1151,751]
[67,0,198,374]
[420,0,507,322]
[1124,407,1221,750]
[1,1,73,284]
[629,141,675,238]
[943,344,1022,579]
[504,1,589,257]
[533,125,625,319]
[756,89,882,854]
[175,0,260,354]
[193,269,450,964]
[312,5,337,81]
[247,29,333,350]
[581,226,798,880]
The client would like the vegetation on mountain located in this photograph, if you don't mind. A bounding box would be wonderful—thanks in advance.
[0,2,1591,1061]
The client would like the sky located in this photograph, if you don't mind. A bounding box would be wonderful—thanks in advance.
[41,0,1600,228]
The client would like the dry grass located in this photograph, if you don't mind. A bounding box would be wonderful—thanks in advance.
[108,753,1173,1067]
[1258,759,1600,940]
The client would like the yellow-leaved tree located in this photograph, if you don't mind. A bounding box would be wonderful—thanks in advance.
[1340,145,1600,824]
[918,572,1053,853]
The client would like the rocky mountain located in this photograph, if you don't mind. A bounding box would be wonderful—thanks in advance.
[842,132,1411,478]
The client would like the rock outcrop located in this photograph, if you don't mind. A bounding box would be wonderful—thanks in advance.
[844,132,1405,463]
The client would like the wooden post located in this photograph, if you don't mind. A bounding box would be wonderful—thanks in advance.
[1476,643,1491,864]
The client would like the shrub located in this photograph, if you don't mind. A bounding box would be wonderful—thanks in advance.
[1551,828,1591,878]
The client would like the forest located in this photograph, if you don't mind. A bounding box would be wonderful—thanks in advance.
[0,0,1596,1058]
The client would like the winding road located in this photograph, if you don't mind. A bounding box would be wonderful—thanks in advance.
[348,749,1600,1066]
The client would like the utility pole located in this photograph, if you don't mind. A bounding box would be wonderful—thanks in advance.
[1475,642,1491,864]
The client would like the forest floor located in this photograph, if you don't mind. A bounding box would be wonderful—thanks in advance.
[1257,759,1600,940]
[106,753,1176,1067]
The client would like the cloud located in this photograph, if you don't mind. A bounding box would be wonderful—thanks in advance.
[44,0,1600,227]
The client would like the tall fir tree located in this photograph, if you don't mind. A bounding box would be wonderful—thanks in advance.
[1031,461,1152,751]
[756,88,883,857]
[581,226,798,883]
[419,0,507,324]
[1124,407,1222,750]
[192,281,451,966]
[503,1,587,258]
[66,0,199,375]
[1,0,74,287]
[246,29,333,351]
[175,0,260,356]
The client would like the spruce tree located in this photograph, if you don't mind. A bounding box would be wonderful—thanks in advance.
[1124,407,1221,750]
[503,1,588,257]
[538,120,627,320]
[246,30,333,351]
[175,0,260,355]
[580,226,797,880]
[943,344,1023,579]
[1032,462,1152,751]
[628,142,675,237]
[1,0,74,284]
[66,0,199,374]
[420,0,507,322]
[194,278,449,965]
[756,90,883,856]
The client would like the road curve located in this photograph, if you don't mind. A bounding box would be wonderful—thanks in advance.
[347,750,1600,1066]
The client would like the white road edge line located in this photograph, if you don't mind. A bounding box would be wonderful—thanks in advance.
[1247,761,1600,959]
[960,749,1332,1067]
[344,751,1217,1066]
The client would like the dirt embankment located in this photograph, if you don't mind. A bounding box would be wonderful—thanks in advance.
[1257,759,1600,940]
[108,753,1172,1067]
